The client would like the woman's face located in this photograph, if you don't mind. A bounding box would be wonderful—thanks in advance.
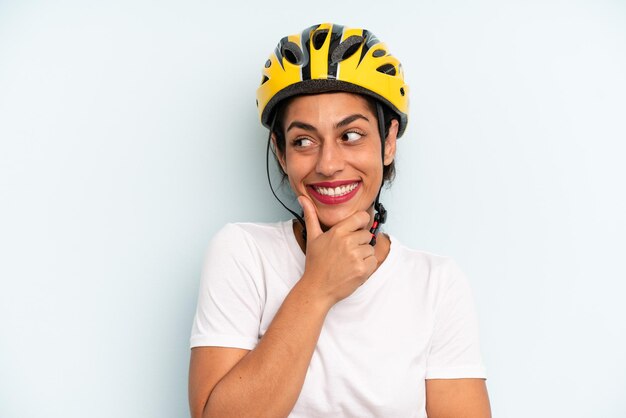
[276,92,398,229]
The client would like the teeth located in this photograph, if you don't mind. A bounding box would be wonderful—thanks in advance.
[314,183,358,197]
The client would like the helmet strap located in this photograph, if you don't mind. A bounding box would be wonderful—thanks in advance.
[266,113,308,243]
[369,102,389,246]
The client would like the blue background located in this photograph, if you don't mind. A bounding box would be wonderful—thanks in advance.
[1,1,625,416]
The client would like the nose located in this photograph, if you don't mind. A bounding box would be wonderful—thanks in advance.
[315,140,345,177]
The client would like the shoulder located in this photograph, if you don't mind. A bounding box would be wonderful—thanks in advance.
[389,237,465,280]
[210,221,289,247]
[387,237,471,301]
[199,221,292,286]
[204,220,294,265]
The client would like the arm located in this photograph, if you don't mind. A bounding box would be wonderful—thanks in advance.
[189,277,330,418]
[189,346,249,418]
[424,260,490,417]
[425,378,491,418]
[189,197,376,418]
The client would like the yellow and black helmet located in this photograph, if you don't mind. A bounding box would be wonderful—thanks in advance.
[256,23,409,137]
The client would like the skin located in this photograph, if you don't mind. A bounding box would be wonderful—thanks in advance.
[276,92,395,265]
[188,92,491,418]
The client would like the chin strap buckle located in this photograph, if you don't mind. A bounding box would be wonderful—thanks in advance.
[369,202,387,246]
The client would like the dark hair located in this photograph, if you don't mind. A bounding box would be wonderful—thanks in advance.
[270,94,397,186]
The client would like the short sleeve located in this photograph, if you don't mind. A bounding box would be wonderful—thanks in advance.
[425,260,487,379]
[190,224,264,350]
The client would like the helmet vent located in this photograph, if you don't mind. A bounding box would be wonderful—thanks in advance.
[372,49,386,58]
[376,63,396,76]
[331,35,364,63]
[312,29,329,49]
[265,59,272,68]
[261,75,269,84]
[281,42,303,65]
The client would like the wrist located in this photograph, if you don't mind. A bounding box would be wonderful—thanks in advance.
[292,273,335,314]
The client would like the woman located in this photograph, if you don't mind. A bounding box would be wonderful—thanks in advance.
[189,23,491,418]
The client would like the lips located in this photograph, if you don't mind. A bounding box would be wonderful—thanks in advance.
[307,180,361,205]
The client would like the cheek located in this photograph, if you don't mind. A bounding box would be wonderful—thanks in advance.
[283,156,306,190]
[356,152,384,181]
[370,165,384,185]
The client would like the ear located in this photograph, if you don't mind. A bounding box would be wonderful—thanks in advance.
[271,133,288,173]
[383,119,399,166]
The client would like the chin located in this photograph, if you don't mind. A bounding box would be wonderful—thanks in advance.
[316,207,359,229]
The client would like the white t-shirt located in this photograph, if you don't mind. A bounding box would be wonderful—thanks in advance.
[190,220,486,418]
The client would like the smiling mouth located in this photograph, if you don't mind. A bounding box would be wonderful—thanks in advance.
[306,181,362,205]
[312,182,359,197]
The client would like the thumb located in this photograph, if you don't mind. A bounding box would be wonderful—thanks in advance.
[297,195,323,241]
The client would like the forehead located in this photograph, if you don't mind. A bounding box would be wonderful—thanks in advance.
[283,92,376,123]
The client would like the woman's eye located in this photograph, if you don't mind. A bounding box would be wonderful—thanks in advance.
[294,138,313,147]
[343,131,363,142]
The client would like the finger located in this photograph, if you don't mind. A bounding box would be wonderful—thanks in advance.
[297,195,323,240]
[363,255,378,276]
[335,210,371,233]
[347,229,376,246]
[354,250,378,281]
[355,244,376,260]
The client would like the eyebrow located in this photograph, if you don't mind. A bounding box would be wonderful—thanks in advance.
[336,113,370,128]
[286,113,370,133]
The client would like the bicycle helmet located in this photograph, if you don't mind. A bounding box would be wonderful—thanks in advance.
[256,22,409,137]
